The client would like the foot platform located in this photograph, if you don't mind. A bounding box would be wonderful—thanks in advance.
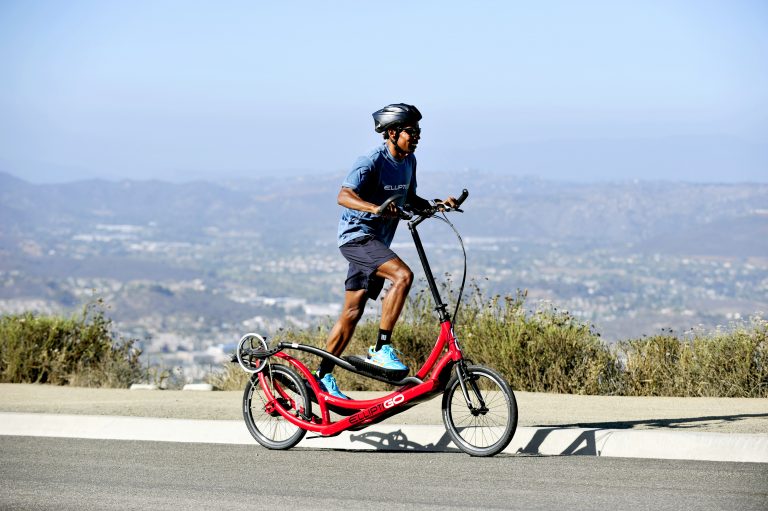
[343,355,409,383]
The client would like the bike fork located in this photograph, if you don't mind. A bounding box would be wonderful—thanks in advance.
[455,361,488,414]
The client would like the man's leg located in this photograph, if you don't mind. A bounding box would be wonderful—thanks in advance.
[374,257,413,348]
[318,289,368,376]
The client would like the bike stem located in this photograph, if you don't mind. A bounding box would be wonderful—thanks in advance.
[409,213,487,412]
[408,218,451,323]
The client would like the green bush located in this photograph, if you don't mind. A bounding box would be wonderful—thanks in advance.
[0,301,142,388]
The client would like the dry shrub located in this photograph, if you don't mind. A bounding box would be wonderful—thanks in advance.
[0,301,142,388]
[618,317,768,397]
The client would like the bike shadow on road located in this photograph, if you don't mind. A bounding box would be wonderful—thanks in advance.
[343,429,553,457]
[518,413,768,456]
[517,428,601,456]
[534,412,768,431]
[347,429,463,453]
[344,428,610,457]
[317,413,768,456]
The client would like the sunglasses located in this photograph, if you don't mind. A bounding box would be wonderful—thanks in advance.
[400,127,421,136]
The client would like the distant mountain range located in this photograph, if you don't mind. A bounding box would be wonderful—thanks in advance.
[2,170,766,257]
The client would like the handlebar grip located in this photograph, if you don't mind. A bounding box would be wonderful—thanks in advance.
[455,189,469,208]
[375,195,404,216]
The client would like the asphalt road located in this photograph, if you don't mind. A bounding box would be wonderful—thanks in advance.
[1,436,766,511]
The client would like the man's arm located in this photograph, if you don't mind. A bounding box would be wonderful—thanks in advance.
[337,187,376,214]
[338,187,399,217]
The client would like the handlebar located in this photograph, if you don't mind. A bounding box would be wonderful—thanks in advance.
[375,189,469,221]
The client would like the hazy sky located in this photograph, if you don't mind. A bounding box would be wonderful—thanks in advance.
[1,0,766,183]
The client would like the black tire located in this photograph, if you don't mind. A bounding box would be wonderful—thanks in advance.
[442,365,517,457]
[243,364,310,450]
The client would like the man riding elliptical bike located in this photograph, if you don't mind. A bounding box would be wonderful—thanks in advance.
[316,103,458,399]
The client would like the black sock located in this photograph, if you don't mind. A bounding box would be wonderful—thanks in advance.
[317,358,335,378]
[375,329,392,351]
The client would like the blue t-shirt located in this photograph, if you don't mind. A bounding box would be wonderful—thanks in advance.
[337,143,418,247]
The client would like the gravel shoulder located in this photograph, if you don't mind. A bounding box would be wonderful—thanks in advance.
[1,383,766,434]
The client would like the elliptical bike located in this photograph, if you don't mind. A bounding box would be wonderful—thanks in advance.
[235,189,517,456]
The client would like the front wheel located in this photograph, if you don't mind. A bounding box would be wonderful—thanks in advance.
[442,365,518,457]
[243,364,310,450]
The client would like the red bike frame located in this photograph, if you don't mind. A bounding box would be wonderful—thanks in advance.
[258,319,463,436]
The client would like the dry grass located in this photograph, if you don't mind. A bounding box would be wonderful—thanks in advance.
[617,318,768,397]
[215,288,767,397]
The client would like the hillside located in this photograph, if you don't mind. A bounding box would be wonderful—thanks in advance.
[1,170,766,378]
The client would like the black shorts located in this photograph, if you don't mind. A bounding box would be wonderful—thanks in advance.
[339,235,398,300]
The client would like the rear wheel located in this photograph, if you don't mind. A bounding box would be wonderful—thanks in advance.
[442,365,517,457]
[243,364,310,449]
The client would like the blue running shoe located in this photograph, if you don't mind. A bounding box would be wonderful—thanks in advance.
[315,372,350,400]
[366,345,409,371]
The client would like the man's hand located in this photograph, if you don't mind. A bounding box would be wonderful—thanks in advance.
[435,196,458,211]
[380,200,400,218]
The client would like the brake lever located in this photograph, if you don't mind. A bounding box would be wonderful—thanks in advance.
[431,199,463,214]
[430,202,463,214]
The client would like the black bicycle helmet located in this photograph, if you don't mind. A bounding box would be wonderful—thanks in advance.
[372,103,422,133]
